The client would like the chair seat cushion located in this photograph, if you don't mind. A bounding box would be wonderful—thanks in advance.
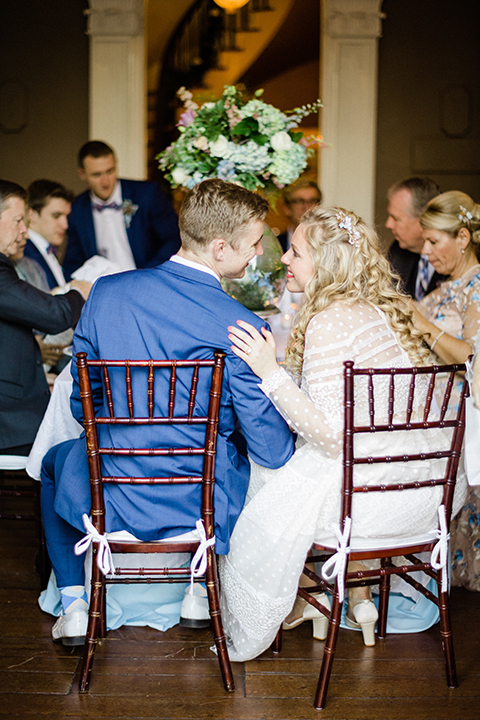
[315,530,439,553]
[0,455,28,471]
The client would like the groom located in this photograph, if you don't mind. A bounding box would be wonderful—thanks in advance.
[41,178,295,644]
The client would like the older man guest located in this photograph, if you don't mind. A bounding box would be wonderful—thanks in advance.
[63,140,181,278]
[386,176,445,299]
[0,180,90,456]
[40,179,295,646]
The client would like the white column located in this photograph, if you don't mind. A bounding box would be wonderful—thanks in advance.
[319,0,384,224]
[86,0,146,179]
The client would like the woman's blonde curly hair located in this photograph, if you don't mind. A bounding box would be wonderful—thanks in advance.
[284,206,429,377]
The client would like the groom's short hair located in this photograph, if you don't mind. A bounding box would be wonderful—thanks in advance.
[179,178,269,250]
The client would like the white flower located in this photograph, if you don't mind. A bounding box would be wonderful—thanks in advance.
[270,131,292,152]
[209,135,230,158]
[171,167,191,185]
[193,136,208,150]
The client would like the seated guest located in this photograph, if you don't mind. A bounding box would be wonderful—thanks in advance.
[0,180,90,456]
[277,177,322,253]
[386,176,445,299]
[219,205,467,661]
[40,179,295,645]
[63,140,181,279]
[11,230,50,292]
[10,232,68,371]
[26,179,73,289]
[411,190,480,591]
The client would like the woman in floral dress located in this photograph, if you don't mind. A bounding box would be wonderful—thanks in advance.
[413,191,480,591]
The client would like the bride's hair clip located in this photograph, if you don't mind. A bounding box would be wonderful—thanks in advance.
[336,210,361,248]
[458,206,473,224]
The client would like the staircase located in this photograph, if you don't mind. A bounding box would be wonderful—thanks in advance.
[199,0,294,96]
[149,0,295,182]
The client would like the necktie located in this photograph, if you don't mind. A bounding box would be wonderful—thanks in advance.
[92,202,122,212]
[417,255,430,300]
[47,244,58,256]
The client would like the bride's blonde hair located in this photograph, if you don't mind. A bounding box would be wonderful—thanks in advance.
[284,206,429,377]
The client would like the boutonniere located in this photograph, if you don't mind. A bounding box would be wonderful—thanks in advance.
[122,199,138,228]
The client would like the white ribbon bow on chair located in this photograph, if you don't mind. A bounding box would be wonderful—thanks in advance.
[74,513,116,576]
[321,517,352,604]
[188,519,216,595]
[430,505,450,593]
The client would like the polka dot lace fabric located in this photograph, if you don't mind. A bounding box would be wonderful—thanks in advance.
[219,301,467,661]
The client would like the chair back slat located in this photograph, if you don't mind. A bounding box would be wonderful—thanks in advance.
[439,369,455,422]
[125,363,134,418]
[387,373,395,426]
[188,365,200,420]
[405,374,415,424]
[75,351,226,537]
[367,373,375,428]
[341,360,468,530]
[102,364,115,418]
[168,365,177,419]
[422,371,435,423]
[148,363,154,419]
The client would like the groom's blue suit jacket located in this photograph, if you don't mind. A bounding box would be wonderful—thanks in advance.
[52,261,294,554]
[63,179,181,280]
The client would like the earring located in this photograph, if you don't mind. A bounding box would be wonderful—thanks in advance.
[461,248,465,254]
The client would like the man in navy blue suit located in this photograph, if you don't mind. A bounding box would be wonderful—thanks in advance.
[62,141,181,279]
[25,179,73,289]
[41,179,295,645]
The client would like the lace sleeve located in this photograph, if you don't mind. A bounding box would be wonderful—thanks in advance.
[259,305,360,458]
[259,302,406,458]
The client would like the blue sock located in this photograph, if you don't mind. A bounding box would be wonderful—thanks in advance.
[59,585,88,613]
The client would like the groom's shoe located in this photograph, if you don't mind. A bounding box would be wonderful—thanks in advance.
[180,583,211,629]
[52,598,89,646]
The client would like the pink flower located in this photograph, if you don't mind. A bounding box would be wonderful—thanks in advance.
[178,108,196,127]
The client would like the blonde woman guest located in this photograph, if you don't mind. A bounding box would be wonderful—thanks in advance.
[412,191,480,591]
[219,206,467,662]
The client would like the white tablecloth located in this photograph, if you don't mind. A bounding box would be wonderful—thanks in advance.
[26,363,81,481]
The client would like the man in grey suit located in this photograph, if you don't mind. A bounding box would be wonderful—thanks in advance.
[385,177,446,299]
[0,180,90,455]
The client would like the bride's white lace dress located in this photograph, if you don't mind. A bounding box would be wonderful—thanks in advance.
[219,301,467,661]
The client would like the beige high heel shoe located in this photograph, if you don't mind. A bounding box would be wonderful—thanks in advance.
[345,598,378,646]
[283,593,331,640]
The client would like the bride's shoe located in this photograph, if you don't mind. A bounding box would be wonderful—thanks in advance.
[345,599,378,647]
[282,593,331,640]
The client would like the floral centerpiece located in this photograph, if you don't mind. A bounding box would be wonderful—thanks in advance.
[157,84,326,314]
[157,84,324,197]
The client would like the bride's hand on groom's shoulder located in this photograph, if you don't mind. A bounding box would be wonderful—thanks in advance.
[228,319,279,380]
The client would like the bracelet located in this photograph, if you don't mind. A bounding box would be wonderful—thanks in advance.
[430,330,445,351]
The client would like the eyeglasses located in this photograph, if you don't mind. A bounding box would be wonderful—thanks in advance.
[289,198,320,206]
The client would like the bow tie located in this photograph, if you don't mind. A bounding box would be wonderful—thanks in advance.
[92,202,122,212]
[47,244,59,256]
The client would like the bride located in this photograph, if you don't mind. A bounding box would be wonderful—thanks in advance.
[219,205,467,662]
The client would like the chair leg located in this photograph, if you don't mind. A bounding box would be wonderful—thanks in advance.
[79,553,105,692]
[206,548,235,692]
[271,626,282,653]
[34,484,51,590]
[437,574,458,688]
[313,589,342,710]
[377,557,391,639]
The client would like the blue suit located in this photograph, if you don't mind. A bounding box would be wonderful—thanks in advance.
[63,179,181,280]
[41,260,295,586]
[23,238,58,290]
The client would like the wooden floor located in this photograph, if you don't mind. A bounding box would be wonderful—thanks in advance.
[2,516,480,720]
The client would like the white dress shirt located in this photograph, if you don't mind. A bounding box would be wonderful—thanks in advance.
[170,254,221,282]
[91,181,136,272]
[28,229,66,287]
